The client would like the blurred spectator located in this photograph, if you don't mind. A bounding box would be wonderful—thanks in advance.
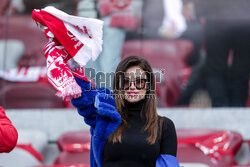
[180,0,204,67]
[138,0,204,66]
[177,57,206,107]
[178,0,250,107]
[177,1,206,106]
[126,0,164,39]
[158,0,204,66]
[9,0,25,14]
[0,0,11,15]
[137,0,205,106]
[158,0,187,39]
[84,16,126,88]
[195,0,250,107]
[84,0,144,88]
[0,105,18,153]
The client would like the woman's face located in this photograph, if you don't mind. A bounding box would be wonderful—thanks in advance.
[123,66,148,103]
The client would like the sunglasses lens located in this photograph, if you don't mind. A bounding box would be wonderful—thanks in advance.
[123,79,130,90]
[135,78,146,89]
[123,78,147,90]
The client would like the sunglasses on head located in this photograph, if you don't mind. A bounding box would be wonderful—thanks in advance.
[123,77,147,90]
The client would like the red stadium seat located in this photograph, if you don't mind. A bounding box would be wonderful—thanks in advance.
[0,15,47,67]
[177,129,216,138]
[0,129,47,166]
[57,131,91,152]
[176,129,243,167]
[122,39,193,107]
[0,79,65,109]
[122,39,194,62]
[0,16,63,109]
[55,131,91,165]
[54,151,90,165]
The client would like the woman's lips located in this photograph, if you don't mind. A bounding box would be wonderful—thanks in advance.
[127,91,139,97]
[127,91,139,95]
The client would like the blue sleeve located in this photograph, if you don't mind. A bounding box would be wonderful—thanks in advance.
[71,77,98,127]
[156,154,180,167]
[94,91,121,139]
[71,77,122,167]
[71,77,121,131]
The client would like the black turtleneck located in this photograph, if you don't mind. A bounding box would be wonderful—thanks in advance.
[102,99,177,167]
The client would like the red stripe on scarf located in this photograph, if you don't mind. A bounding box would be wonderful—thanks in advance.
[32,10,83,59]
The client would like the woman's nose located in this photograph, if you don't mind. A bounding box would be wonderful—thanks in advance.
[130,82,136,89]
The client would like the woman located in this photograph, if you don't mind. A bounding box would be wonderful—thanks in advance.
[72,56,178,167]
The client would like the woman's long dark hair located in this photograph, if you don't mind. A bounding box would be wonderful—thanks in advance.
[108,56,159,144]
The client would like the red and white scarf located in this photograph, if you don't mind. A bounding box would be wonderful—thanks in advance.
[32,6,103,100]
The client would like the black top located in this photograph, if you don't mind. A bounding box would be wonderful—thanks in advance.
[102,99,177,167]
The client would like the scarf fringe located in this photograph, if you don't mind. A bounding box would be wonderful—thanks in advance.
[56,82,82,101]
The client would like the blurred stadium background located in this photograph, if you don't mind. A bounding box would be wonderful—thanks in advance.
[0,0,250,166]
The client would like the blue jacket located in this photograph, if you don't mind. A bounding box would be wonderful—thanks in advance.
[71,77,180,167]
